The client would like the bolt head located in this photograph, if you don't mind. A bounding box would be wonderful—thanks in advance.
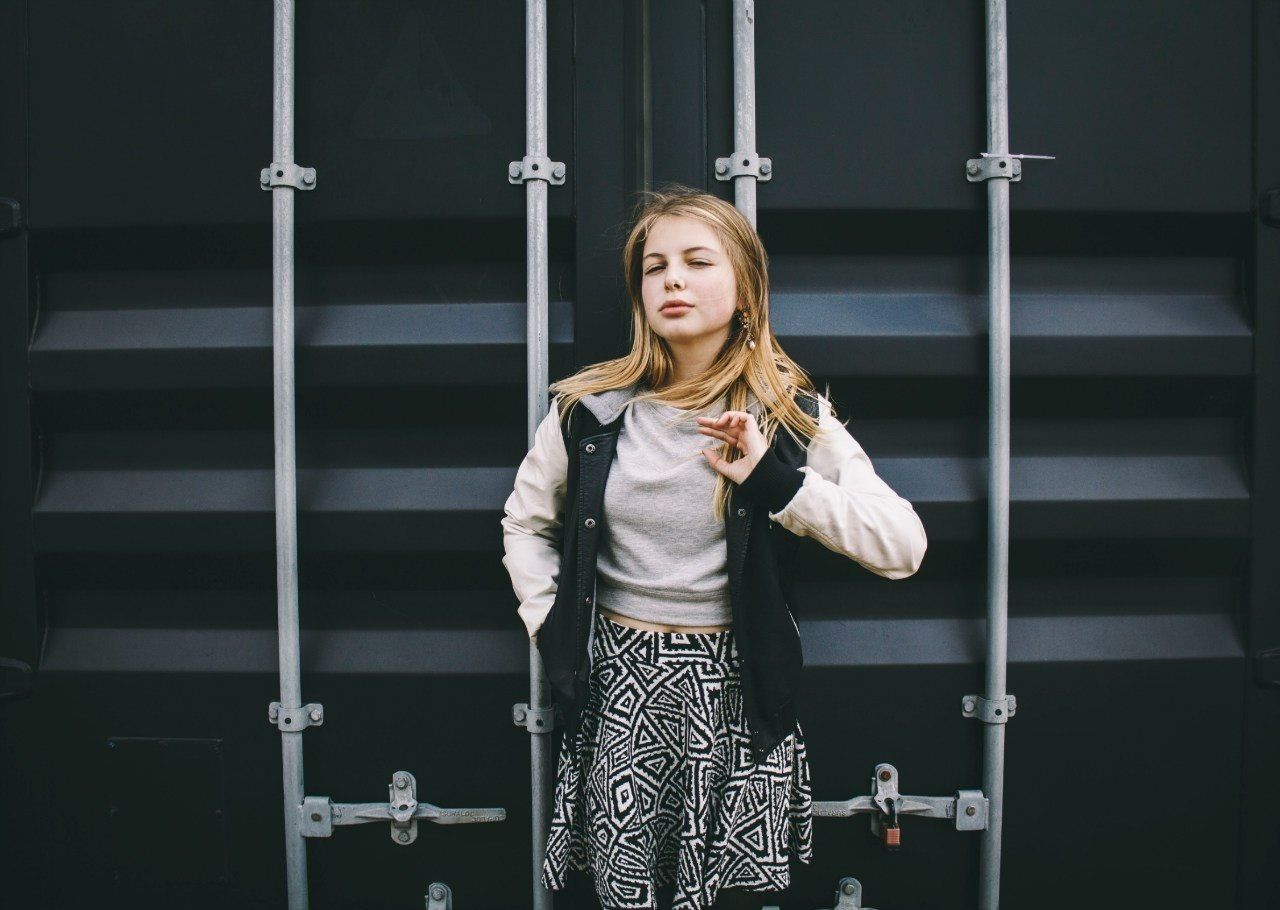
[431,886,446,901]
[509,162,522,178]
[966,162,979,175]
[553,164,565,179]
[398,831,411,843]
[759,162,771,175]
[964,699,976,712]
[395,776,408,789]
[309,709,322,722]
[842,882,856,895]
[311,812,322,822]
[715,161,729,175]
[966,805,977,816]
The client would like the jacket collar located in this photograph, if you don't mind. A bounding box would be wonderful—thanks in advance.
[578,380,766,426]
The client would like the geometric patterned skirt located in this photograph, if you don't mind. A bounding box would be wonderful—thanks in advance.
[541,610,814,910]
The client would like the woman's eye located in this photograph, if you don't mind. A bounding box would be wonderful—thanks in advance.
[645,265,662,274]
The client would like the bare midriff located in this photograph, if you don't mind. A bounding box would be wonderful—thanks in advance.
[599,605,732,634]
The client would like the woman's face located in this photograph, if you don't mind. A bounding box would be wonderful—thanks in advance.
[640,215,739,362]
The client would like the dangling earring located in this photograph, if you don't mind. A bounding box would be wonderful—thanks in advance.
[738,309,757,350]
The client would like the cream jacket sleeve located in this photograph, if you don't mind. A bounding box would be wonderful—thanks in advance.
[736,394,927,579]
[500,397,569,641]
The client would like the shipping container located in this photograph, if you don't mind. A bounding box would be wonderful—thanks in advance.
[0,2,1275,909]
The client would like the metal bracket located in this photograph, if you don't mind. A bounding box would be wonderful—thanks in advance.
[765,876,877,910]
[507,155,566,185]
[259,162,317,190]
[962,693,1017,724]
[425,882,452,910]
[714,151,772,182]
[512,702,556,733]
[812,762,988,836]
[299,770,506,844]
[965,151,1055,183]
[269,701,324,732]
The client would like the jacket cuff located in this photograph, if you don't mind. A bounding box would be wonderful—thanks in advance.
[736,446,805,514]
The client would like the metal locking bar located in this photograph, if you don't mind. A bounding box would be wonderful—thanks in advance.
[299,771,506,846]
[811,763,989,841]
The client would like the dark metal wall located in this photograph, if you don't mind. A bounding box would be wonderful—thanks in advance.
[0,2,1273,908]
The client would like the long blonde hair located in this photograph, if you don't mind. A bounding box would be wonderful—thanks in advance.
[549,184,829,521]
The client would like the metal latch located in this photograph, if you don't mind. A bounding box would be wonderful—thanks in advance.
[812,762,989,844]
[299,771,506,845]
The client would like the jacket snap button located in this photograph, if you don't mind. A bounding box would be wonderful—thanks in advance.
[584,518,596,528]
[736,507,746,517]
[584,443,596,453]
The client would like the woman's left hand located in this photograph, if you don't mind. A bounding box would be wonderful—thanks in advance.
[697,411,768,484]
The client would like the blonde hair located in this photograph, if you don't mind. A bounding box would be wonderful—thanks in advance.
[549,184,830,521]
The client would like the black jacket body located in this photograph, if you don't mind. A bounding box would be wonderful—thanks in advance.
[535,391,820,762]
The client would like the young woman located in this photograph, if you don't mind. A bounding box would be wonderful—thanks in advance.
[501,186,927,910]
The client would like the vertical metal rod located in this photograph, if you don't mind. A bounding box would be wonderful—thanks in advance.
[269,1,309,907]
[979,1,1011,908]
[523,3,554,909]
[730,0,758,225]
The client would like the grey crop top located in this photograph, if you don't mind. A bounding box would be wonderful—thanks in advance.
[594,390,737,626]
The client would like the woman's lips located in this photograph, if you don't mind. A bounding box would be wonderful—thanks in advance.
[661,304,692,315]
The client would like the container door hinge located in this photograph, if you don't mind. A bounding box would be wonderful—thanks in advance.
[259,162,316,190]
[965,152,1055,183]
[299,770,506,845]
[962,693,1016,724]
[269,701,324,732]
[512,702,557,733]
[508,156,566,185]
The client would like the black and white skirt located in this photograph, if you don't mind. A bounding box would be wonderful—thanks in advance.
[541,610,814,910]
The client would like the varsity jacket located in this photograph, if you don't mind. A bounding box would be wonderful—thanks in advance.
[500,381,927,761]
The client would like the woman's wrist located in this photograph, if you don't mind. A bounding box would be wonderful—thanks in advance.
[735,445,804,513]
